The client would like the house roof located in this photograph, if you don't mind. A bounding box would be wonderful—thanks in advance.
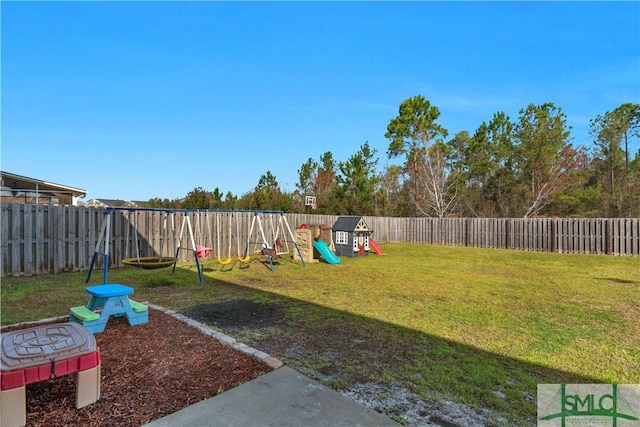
[0,171,87,198]
[332,216,371,232]
[85,199,135,208]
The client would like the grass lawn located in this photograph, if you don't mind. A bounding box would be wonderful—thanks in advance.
[2,243,639,425]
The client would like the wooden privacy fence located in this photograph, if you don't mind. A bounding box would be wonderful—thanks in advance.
[1,204,639,277]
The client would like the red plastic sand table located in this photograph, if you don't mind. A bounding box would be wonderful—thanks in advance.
[1,322,101,427]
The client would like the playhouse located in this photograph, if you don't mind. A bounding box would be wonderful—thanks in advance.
[332,216,372,257]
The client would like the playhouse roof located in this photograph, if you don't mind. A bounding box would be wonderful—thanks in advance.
[332,216,371,233]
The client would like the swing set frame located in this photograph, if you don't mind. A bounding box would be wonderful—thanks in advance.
[86,207,204,284]
[86,208,306,284]
[244,210,306,272]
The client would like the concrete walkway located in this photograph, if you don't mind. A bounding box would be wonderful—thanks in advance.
[146,366,400,427]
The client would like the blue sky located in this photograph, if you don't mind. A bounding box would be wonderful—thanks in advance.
[2,1,639,202]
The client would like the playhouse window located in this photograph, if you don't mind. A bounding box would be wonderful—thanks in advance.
[335,231,348,245]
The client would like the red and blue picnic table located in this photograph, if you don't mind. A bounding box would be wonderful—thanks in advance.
[0,322,101,427]
[69,284,149,334]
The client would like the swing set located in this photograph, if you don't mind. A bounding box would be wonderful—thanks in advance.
[187,209,305,272]
[86,208,305,284]
[243,210,306,272]
[192,211,243,270]
[86,208,205,284]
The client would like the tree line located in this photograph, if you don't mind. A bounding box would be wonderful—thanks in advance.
[145,96,640,218]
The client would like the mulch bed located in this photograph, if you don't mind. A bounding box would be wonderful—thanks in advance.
[2,308,272,427]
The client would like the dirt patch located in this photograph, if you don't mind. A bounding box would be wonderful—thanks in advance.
[344,382,500,426]
[242,312,524,426]
[178,299,287,333]
[145,281,175,289]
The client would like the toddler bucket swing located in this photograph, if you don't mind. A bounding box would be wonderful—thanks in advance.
[195,211,213,259]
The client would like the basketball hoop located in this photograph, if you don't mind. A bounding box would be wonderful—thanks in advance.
[305,195,316,210]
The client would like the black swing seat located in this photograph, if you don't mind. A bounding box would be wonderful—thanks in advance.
[122,256,177,269]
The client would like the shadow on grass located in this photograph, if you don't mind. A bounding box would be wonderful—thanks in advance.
[597,276,639,285]
[127,268,605,426]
